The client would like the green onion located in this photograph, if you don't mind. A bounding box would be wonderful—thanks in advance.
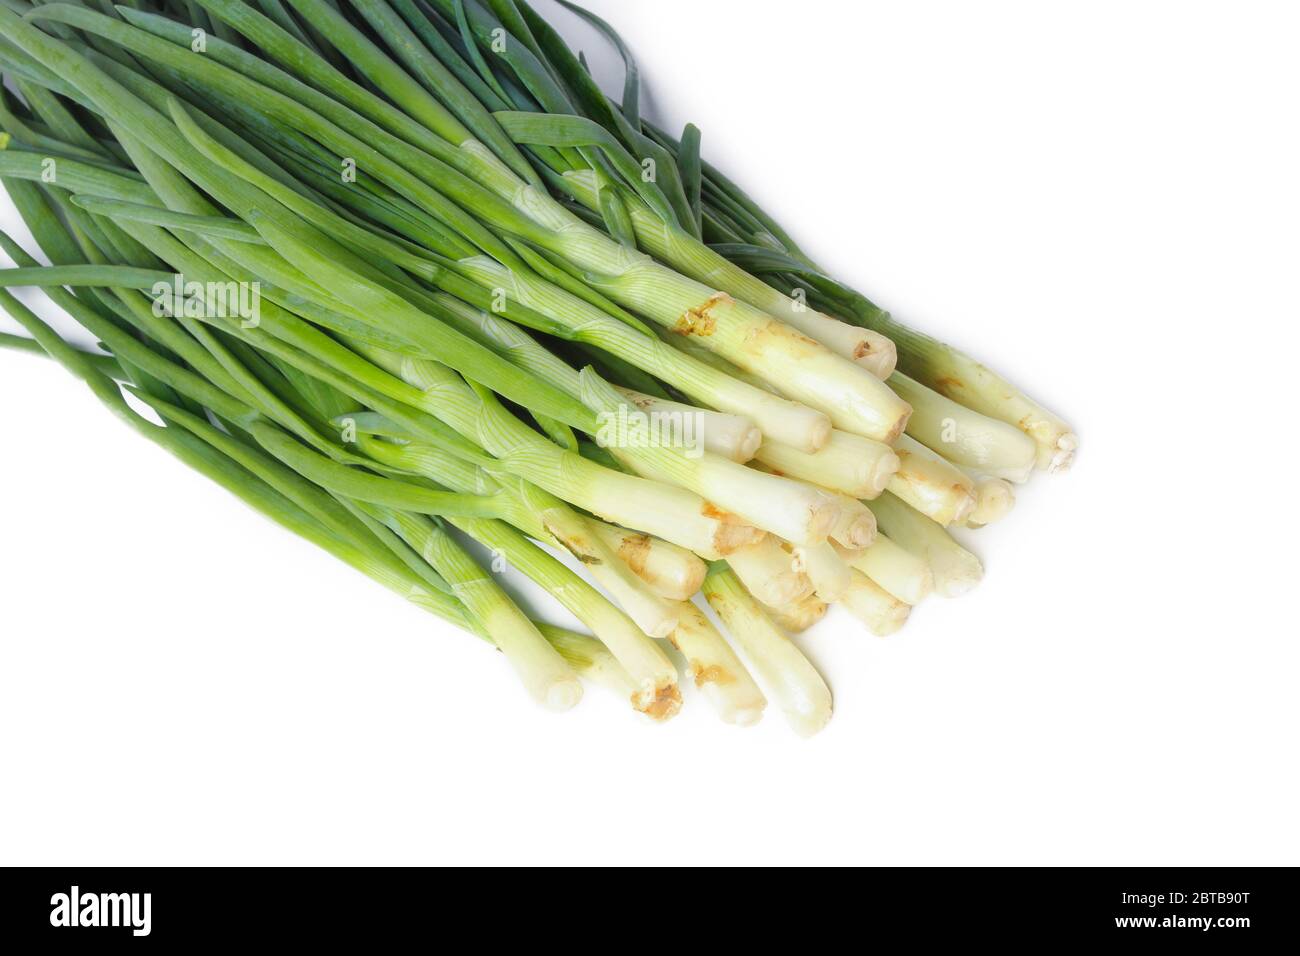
[833,536,934,607]
[866,493,984,598]
[841,571,911,637]
[702,566,832,738]
[0,0,1075,732]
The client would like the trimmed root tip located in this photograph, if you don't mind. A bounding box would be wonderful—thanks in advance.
[634,682,683,721]
[736,426,763,463]
[936,563,984,598]
[838,514,878,550]
[1049,433,1078,474]
[544,678,585,713]
[698,684,767,727]
[869,450,902,497]
[871,606,911,638]
[728,705,765,728]
[790,705,833,739]
[856,339,899,380]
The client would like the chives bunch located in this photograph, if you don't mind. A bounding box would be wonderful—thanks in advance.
[0,0,1074,736]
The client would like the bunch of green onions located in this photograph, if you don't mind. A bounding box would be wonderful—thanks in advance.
[0,0,1074,736]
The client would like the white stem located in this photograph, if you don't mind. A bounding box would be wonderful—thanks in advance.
[880,324,1077,472]
[478,600,584,711]
[724,537,813,608]
[459,256,832,451]
[841,571,911,637]
[667,602,767,726]
[537,624,639,702]
[833,537,933,605]
[582,369,838,545]
[553,234,913,442]
[889,373,1037,482]
[538,505,683,645]
[790,541,852,603]
[587,520,707,601]
[758,297,898,374]
[598,193,899,375]
[866,493,984,598]
[752,428,899,499]
[888,434,978,525]
[615,387,761,463]
[370,454,681,712]
[408,518,583,711]
[703,569,832,738]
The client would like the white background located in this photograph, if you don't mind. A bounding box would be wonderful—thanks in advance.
[2,0,1297,865]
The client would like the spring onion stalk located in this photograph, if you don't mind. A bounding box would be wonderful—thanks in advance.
[790,541,852,604]
[702,566,832,738]
[964,476,1017,529]
[724,537,813,609]
[833,538,933,606]
[841,570,911,637]
[888,434,978,526]
[587,521,707,602]
[351,417,707,604]
[768,593,829,634]
[385,510,584,711]
[536,623,639,703]
[630,223,900,377]
[0,264,174,288]
[356,429,683,649]
[367,485,679,714]
[491,164,912,441]
[888,373,1037,483]
[866,493,984,598]
[867,321,1077,472]
[575,252,913,442]
[355,345,761,557]
[464,517,681,716]
[452,255,832,451]
[564,175,900,374]
[667,601,767,727]
[580,368,838,546]
[614,387,761,463]
[530,498,683,642]
[752,428,900,499]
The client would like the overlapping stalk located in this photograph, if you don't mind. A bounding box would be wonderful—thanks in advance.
[0,0,1074,737]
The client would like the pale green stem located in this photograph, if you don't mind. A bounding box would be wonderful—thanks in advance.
[702,566,832,738]
[889,434,977,526]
